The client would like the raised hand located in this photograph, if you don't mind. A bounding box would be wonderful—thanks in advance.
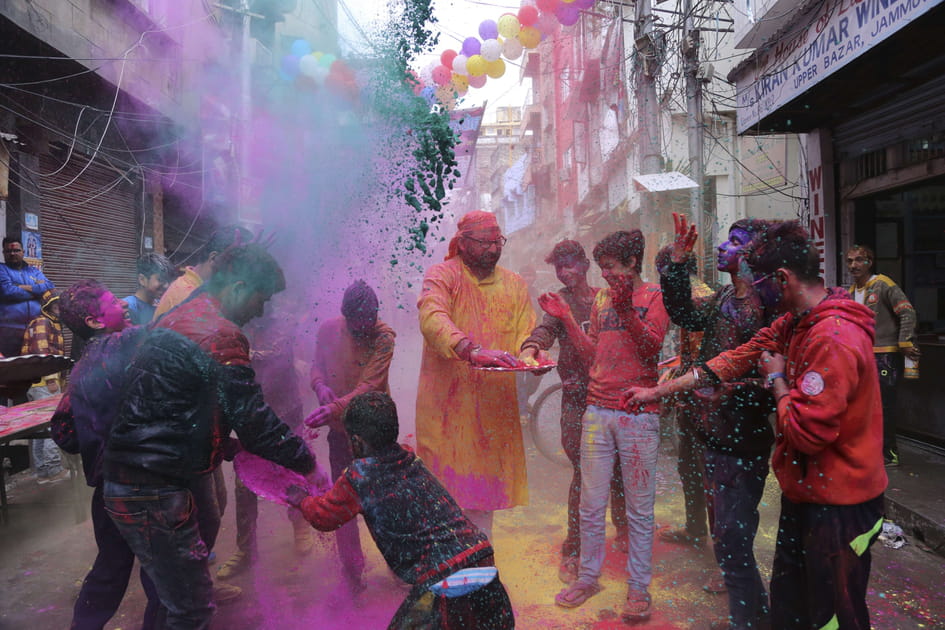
[538,292,572,319]
[671,212,699,264]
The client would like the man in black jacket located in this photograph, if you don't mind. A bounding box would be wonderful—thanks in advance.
[102,244,315,630]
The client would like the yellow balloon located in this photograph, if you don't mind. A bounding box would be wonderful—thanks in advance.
[561,0,577,3]
[451,73,469,92]
[485,58,506,79]
[466,54,487,77]
[497,14,521,39]
[518,26,541,49]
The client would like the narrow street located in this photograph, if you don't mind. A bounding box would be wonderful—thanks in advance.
[2,428,943,629]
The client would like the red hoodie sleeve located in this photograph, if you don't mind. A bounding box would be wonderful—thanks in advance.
[706,314,789,382]
[776,330,858,455]
[298,474,362,531]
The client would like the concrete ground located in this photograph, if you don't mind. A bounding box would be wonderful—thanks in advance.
[2,433,944,629]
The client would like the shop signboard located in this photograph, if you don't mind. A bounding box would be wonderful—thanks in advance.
[735,0,944,133]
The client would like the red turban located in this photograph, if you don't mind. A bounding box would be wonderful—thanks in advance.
[445,210,501,260]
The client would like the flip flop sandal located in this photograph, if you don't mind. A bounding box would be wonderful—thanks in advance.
[622,589,652,622]
[554,581,603,608]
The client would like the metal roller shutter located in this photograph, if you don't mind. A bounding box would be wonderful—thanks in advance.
[37,147,140,354]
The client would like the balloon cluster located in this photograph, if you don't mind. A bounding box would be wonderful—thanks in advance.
[417,0,597,105]
[280,39,358,100]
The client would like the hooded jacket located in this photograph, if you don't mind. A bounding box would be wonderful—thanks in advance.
[705,288,887,505]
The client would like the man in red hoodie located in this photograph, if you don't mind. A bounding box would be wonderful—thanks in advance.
[626,220,886,630]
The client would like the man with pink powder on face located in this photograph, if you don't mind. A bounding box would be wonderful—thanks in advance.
[51,279,162,630]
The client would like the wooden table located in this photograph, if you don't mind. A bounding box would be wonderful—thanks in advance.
[0,393,64,513]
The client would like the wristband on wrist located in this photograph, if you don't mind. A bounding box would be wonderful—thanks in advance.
[765,372,786,389]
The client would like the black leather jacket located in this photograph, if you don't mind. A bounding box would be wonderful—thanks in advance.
[104,327,314,486]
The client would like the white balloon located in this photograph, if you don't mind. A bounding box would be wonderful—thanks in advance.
[420,61,437,85]
[452,54,469,76]
[481,39,502,62]
[502,38,524,60]
[299,54,320,78]
[313,65,329,86]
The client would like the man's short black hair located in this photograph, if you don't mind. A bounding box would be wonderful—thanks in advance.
[60,279,109,340]
[341,280,379,320]
[2,236,21,248]
[205,244,286,297]
[545,239,588,266]
[136,253,172,280]
[343,392,399,450]
[747,220,821,282]
[193,225,253,263]
[593,230,644,273]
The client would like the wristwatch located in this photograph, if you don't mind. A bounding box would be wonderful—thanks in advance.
[765,372,786,389]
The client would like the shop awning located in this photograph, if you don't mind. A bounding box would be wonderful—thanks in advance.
[632,172,698,192]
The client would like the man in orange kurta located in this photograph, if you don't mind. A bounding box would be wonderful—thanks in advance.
[415,211,536,539]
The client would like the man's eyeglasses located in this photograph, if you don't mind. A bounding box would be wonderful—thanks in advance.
[463,235,507,248]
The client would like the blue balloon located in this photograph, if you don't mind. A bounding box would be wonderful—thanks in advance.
[290,39,312,58]
[421,85,436,105]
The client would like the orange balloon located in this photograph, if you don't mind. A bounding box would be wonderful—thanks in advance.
[485,58,506,79]
[518,26,541,49]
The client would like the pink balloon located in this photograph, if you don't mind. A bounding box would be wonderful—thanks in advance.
[518,5,539,26]
[432,65,452,86]
[440,49,457,70]
[536,0,559,12]
[556,4,580,26]
[468,74,487,89]
[536,11,560,35]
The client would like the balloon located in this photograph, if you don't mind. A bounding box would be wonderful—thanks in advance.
[421,85,436,105]
[518,5,539,26]
[452,54,469,76]
[299,54,320,78]
[319,53,336,68]
[575,0,595,7]
[451,73,469,92]
[536,11,560,35]
[468,73,487,89]
[406,70,423,95]
[536,0,559,12]
[502,37,524,60]
[481,39,502,62]
[479,19,498,40]
[432,64,452,86]
[518,26,541,49]
[280,54,300,79]
[485,58,506,79]
[561,0,577,3]
[435,84,456,109]
[312,65,329,85]
[462,37,481,57]
[290,39,311,58]
[420,61,437,85]
[556,4,580,25]
[441,49,458,69]
[466,54,487,77]
[497,14,521,39]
